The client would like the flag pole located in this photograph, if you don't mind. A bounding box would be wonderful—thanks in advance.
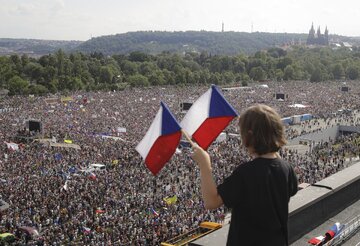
[181,129,195,147]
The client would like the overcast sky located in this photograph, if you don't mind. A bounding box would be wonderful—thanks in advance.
[1,0,360,41]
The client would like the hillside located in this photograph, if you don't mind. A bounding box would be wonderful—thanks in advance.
[75,31,309,55]
[1,31,360,57]
[0,38,83,57]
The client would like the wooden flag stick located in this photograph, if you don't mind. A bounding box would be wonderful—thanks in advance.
[181,129,196,147]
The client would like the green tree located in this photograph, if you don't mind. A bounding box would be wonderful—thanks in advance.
[210,72,221,85]
[139,62,157,76]
[148,70,166,85]
[222,71,235,84]
[162,69,176,85]
[129,51,151,62]
[99,66,114,84]
[10,54,22,73]
[283,65,295,81]
[249,67,266,81]
[8,76,29,95]
[277,57,293,70]
[21,54,30,68]
[0,57,17,87]
[310,67,323,82]
[233,60,246,73]
[121,61,138,76]
[275,69,284,81]
[127,74,149,87]
[56,49,65,76]
[28,84,48,95]
[332,63,345,80]
[346,65,359,80]
[24,62,44,82]
[68,77,84,90]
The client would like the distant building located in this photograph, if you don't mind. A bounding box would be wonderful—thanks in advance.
[306,23,329,46]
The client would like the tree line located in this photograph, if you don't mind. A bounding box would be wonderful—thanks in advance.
[1,46,360,96]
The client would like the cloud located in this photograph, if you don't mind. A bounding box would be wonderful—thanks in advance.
[6,0,65,16]
[11,3,37,15]
[51,0,65,13]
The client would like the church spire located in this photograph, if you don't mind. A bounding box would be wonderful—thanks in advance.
[324,26,329,45]
[307,22,316,45]
[317,26,321,38]
[307,23,329,46]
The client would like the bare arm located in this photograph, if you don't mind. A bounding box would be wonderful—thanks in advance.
[192,144,223,210]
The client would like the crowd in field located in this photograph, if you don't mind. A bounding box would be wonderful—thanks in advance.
[1,81,360,245]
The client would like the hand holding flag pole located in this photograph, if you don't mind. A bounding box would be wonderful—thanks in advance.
[182,129,212,171]
[136,85,238,175]
[181,129,195,148]
[180,85,238,150]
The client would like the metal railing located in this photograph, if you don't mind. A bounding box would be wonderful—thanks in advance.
[325,214,360,245]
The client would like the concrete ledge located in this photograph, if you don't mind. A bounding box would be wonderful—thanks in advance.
[190,162,360,246]
[288,161,360,243]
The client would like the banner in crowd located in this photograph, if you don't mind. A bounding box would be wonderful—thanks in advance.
[4,142,19,151]
[163,195,178,205]
[117,127,127,133]
[50,143,81,150]
[61,96,73,102]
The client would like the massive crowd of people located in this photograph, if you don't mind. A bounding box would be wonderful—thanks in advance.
[1,81,360,245]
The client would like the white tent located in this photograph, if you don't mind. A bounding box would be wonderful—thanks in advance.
[288,104,309,108]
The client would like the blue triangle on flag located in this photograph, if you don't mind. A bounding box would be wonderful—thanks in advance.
[161,102,181,135]
[209,85,238,118]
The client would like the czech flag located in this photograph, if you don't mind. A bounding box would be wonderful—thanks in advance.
[325,222,343,239]
[308,222,343,245]
[136,102,181,175]
[150,208,159,217]
[180,85,238,150]
[308,236,324,245]
[83,227,91,234]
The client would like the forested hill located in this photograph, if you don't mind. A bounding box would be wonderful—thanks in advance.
[2,32,360,57]
[75,31,309,55]
[0,38,82,57]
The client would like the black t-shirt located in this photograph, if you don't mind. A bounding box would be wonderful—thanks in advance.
[217,157,298,246]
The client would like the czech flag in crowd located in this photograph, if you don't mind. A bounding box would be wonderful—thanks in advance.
[136,102,182,175]
[83,227,91,234]
[150,208,159,217]
[180,85,238,150]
